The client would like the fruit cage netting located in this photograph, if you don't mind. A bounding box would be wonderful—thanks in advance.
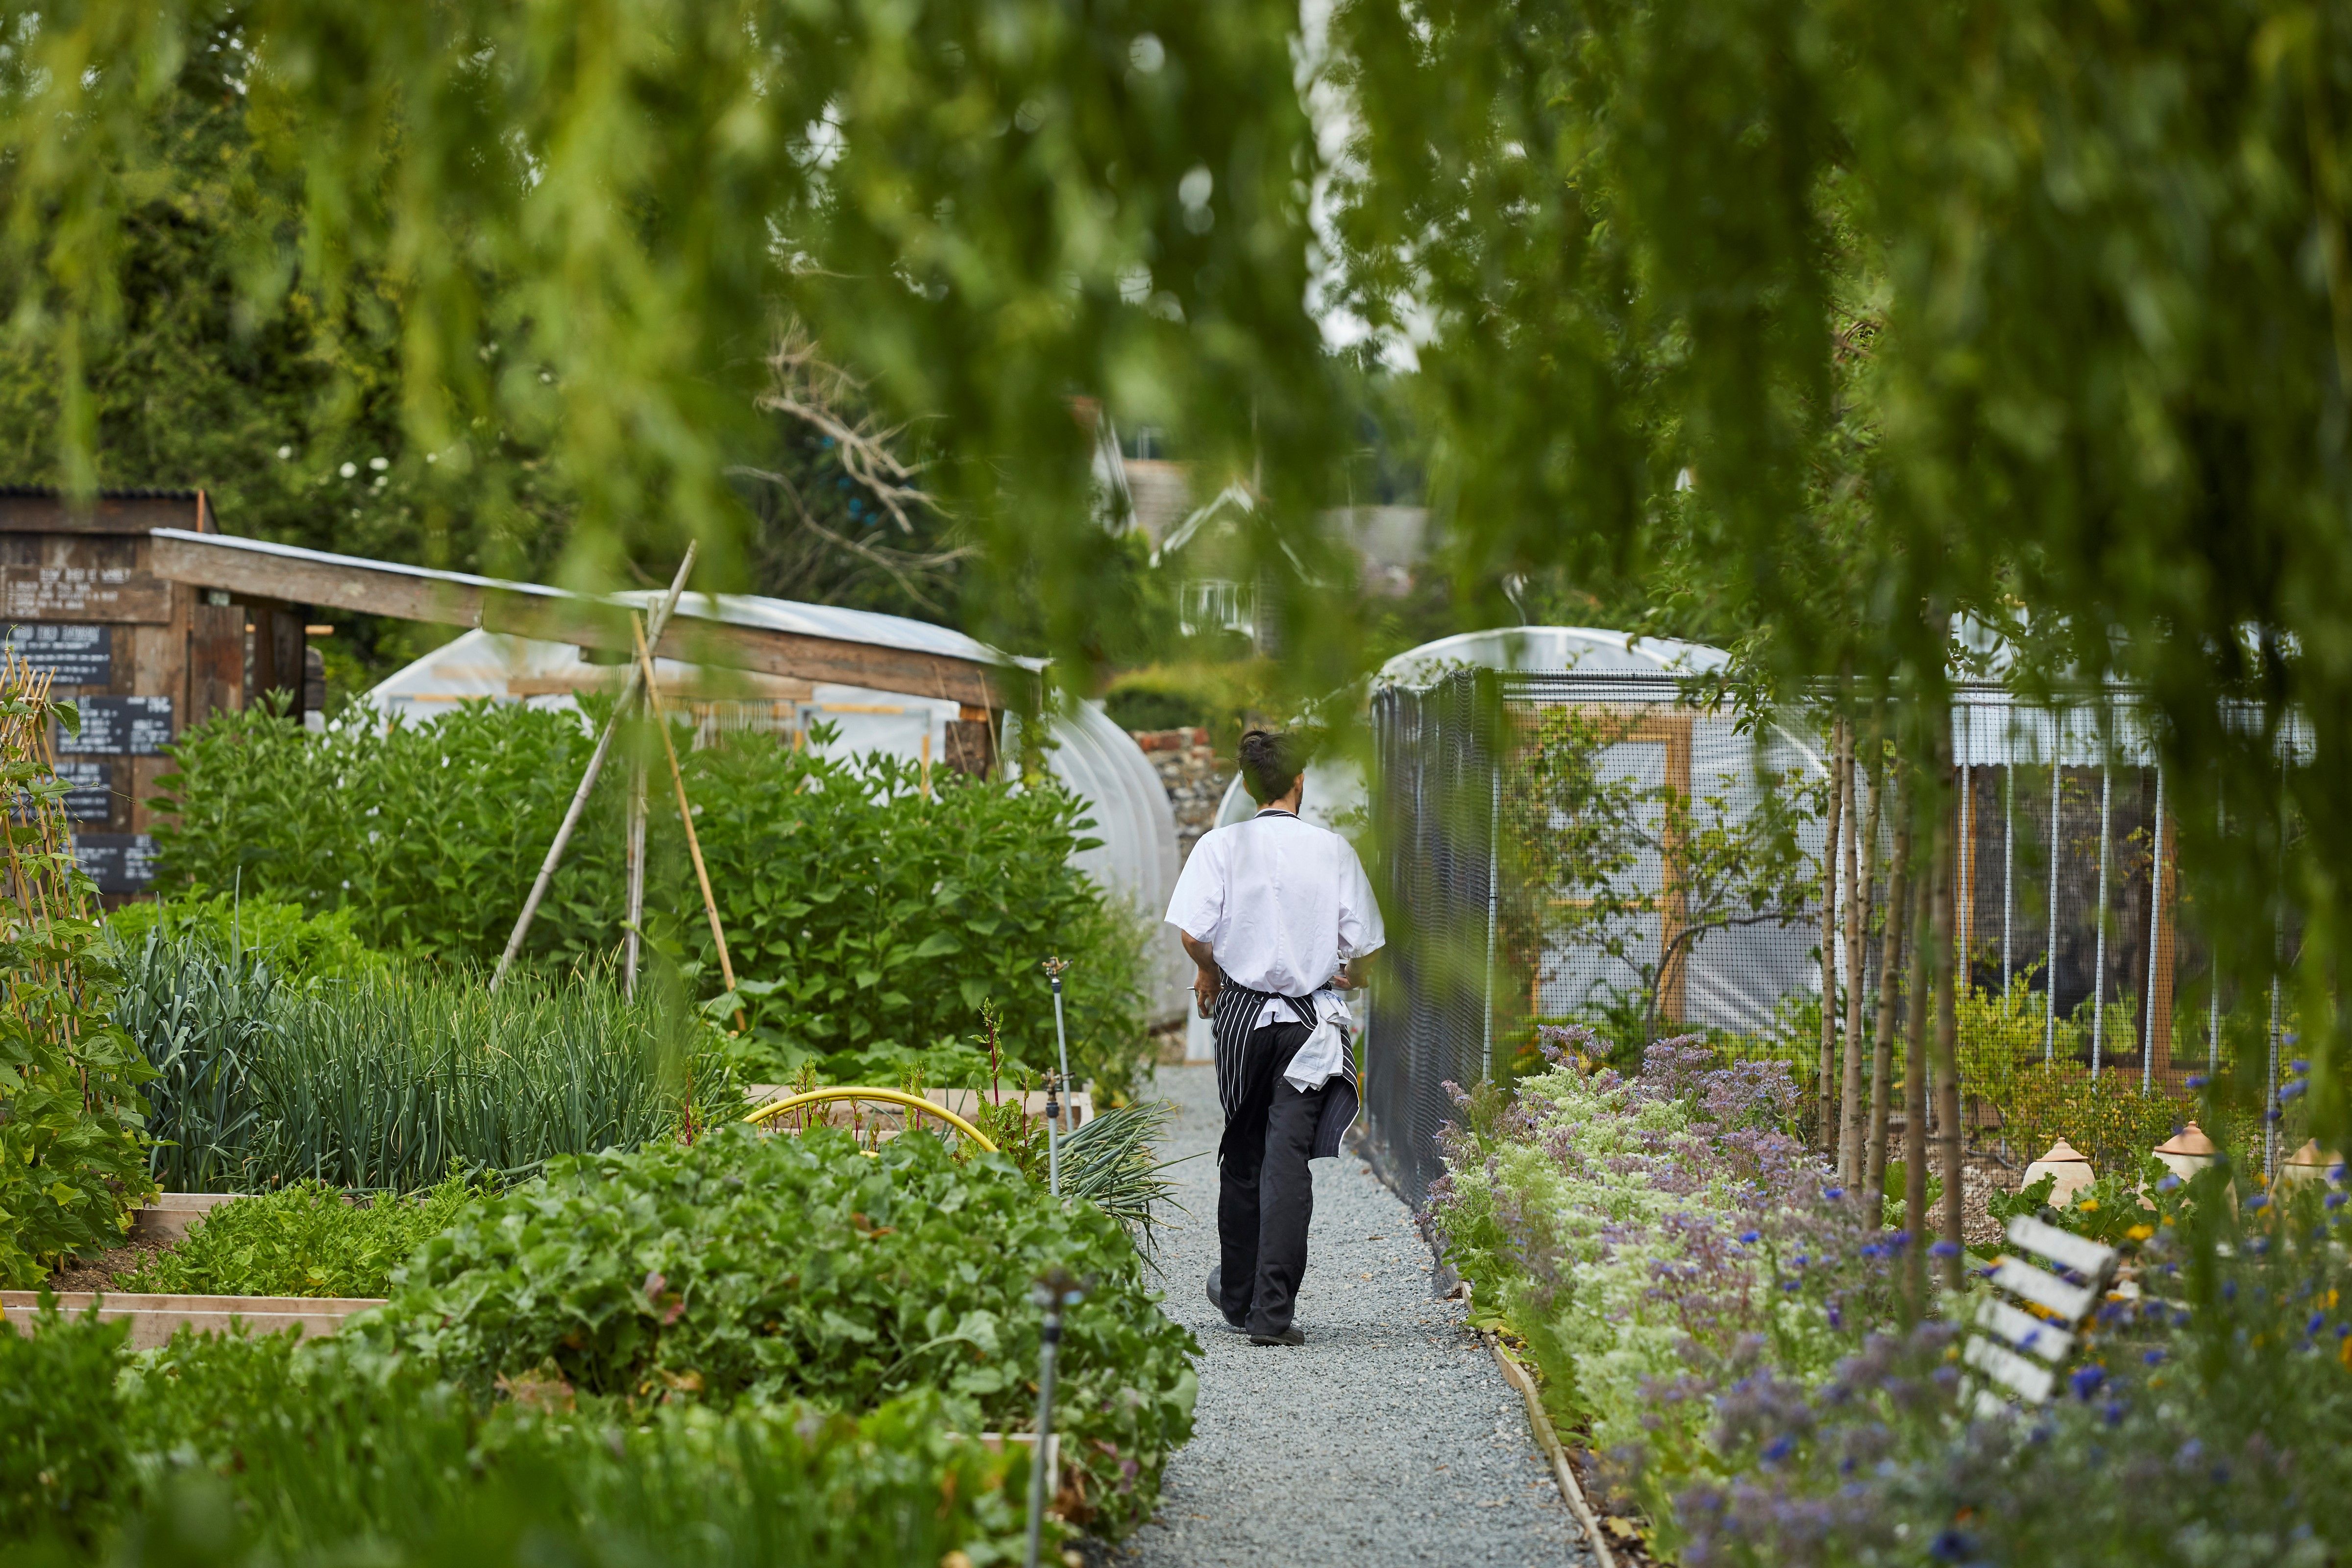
[1360,670,2306,1210]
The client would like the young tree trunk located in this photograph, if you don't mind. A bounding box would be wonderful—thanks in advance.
[1815,715,1849,1152]
[1903,860,1932,1306]
[1841,746,1884,1184]
[1932,734,1967,1291]
[1862,767,1908,1215]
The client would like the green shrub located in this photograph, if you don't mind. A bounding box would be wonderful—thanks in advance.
[114,943,735,1193]
[350,1122,1198,1537]
[112,1173,486,1298]
[0,1298,128,1549]
[150,701,1152,1095]
[6,1315,1031,1564]
[105,893,385,981]
[1987,1060,2188,1172]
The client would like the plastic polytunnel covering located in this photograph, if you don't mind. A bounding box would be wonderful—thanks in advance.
[364,595,1190,1029]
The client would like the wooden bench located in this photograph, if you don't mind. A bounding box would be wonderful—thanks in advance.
[1960,1213,2121,1415]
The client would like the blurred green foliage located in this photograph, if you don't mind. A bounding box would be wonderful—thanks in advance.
[2,0,2346,1101]
[1,1298,1032,1563]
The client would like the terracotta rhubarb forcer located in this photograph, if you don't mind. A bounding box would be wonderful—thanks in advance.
[2277,1139,2345,1190]
[2021,1138,2096,1207]
[2152,1122,2220,1183]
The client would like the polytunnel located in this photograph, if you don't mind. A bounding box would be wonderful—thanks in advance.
[365,592,1189,1027]
[1209,625,1835,1039]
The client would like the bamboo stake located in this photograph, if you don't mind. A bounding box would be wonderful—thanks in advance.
[631,613,746,1031]
[1931,775,1965,1291]
[1815,715,1847,1152]
[1863,769,1911,1217]
[1840,740,1882,1183]
[491,546,697,989]
[623,755,647,999]
[1903,861,1931,1307]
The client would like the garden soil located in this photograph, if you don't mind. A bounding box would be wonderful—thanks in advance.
[1109,1064,1596,1568]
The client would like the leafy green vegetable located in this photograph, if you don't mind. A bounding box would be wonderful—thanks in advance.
[4,1299,1032,1563]
[112,1173,487,1299]
[0,1297,126,1549]
[351,1122,1198,1536]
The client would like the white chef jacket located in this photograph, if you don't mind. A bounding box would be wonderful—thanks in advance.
[1164,808,1385,1036]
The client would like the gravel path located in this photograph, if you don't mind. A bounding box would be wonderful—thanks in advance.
[1113,1064,1593,1568]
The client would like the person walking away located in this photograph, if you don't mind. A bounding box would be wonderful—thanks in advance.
[1164,729,1384,1346]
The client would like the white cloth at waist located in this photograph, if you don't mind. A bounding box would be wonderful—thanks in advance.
[1250,988,1355,1093]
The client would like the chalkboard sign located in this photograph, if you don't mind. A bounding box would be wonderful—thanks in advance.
[48,761,112,822]
[72,832,156,893]
[55,695,173,756]
[4,624,110,686]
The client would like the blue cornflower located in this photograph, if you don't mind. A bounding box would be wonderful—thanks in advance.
[1762,1434,1794,1463]
[1781,1278,1801,1292]
[2292,1058,2310,1074]
[2309,1311,2329,1336]
[1928,1529,1976,1563]
[2248,1195,2270,1212]
[2143,1348,2165,1365]
[2157,1174,2182,1193]
[2070,1364,2107,1399]
[1739,1229,1761,1244]
[1889,1230,1912,1250]
[2280,1081,2308,1102]
[2103,1400,2126,1427]
[1931,1240,1961,1259]
[1825,1186,1844,1200]
[2185,1074,2208,1089]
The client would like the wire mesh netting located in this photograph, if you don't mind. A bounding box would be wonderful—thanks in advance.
[1362,671,2304,1210]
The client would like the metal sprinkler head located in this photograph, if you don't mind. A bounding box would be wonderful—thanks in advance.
[1041,955,1069,980]
[1032,1267,1085,1309]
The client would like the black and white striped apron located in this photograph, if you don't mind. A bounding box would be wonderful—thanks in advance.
[1210,970,1360,1163]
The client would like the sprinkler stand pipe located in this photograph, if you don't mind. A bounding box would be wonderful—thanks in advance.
[1024,1271,1082,1568]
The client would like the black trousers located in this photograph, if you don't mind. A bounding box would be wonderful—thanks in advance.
[1218,1021,1325,1336]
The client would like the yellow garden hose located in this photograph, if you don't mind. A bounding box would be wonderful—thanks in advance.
[743,1086,999,1152]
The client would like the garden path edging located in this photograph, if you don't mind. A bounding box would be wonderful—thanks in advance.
[1484,1331,1619,1568]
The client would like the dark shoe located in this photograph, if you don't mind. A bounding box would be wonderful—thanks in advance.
[1249,1325,1306,1346]
[1206,1267,1248,1332]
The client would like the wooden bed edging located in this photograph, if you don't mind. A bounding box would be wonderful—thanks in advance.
[2,1291,386,1350]
[1484,1330,1620,1568]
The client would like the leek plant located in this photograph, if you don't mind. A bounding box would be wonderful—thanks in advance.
[118,941,738,1193]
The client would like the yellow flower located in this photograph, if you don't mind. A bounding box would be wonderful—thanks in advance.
[2126,1224,2154,1242]
[2079,1199,2100,1213]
